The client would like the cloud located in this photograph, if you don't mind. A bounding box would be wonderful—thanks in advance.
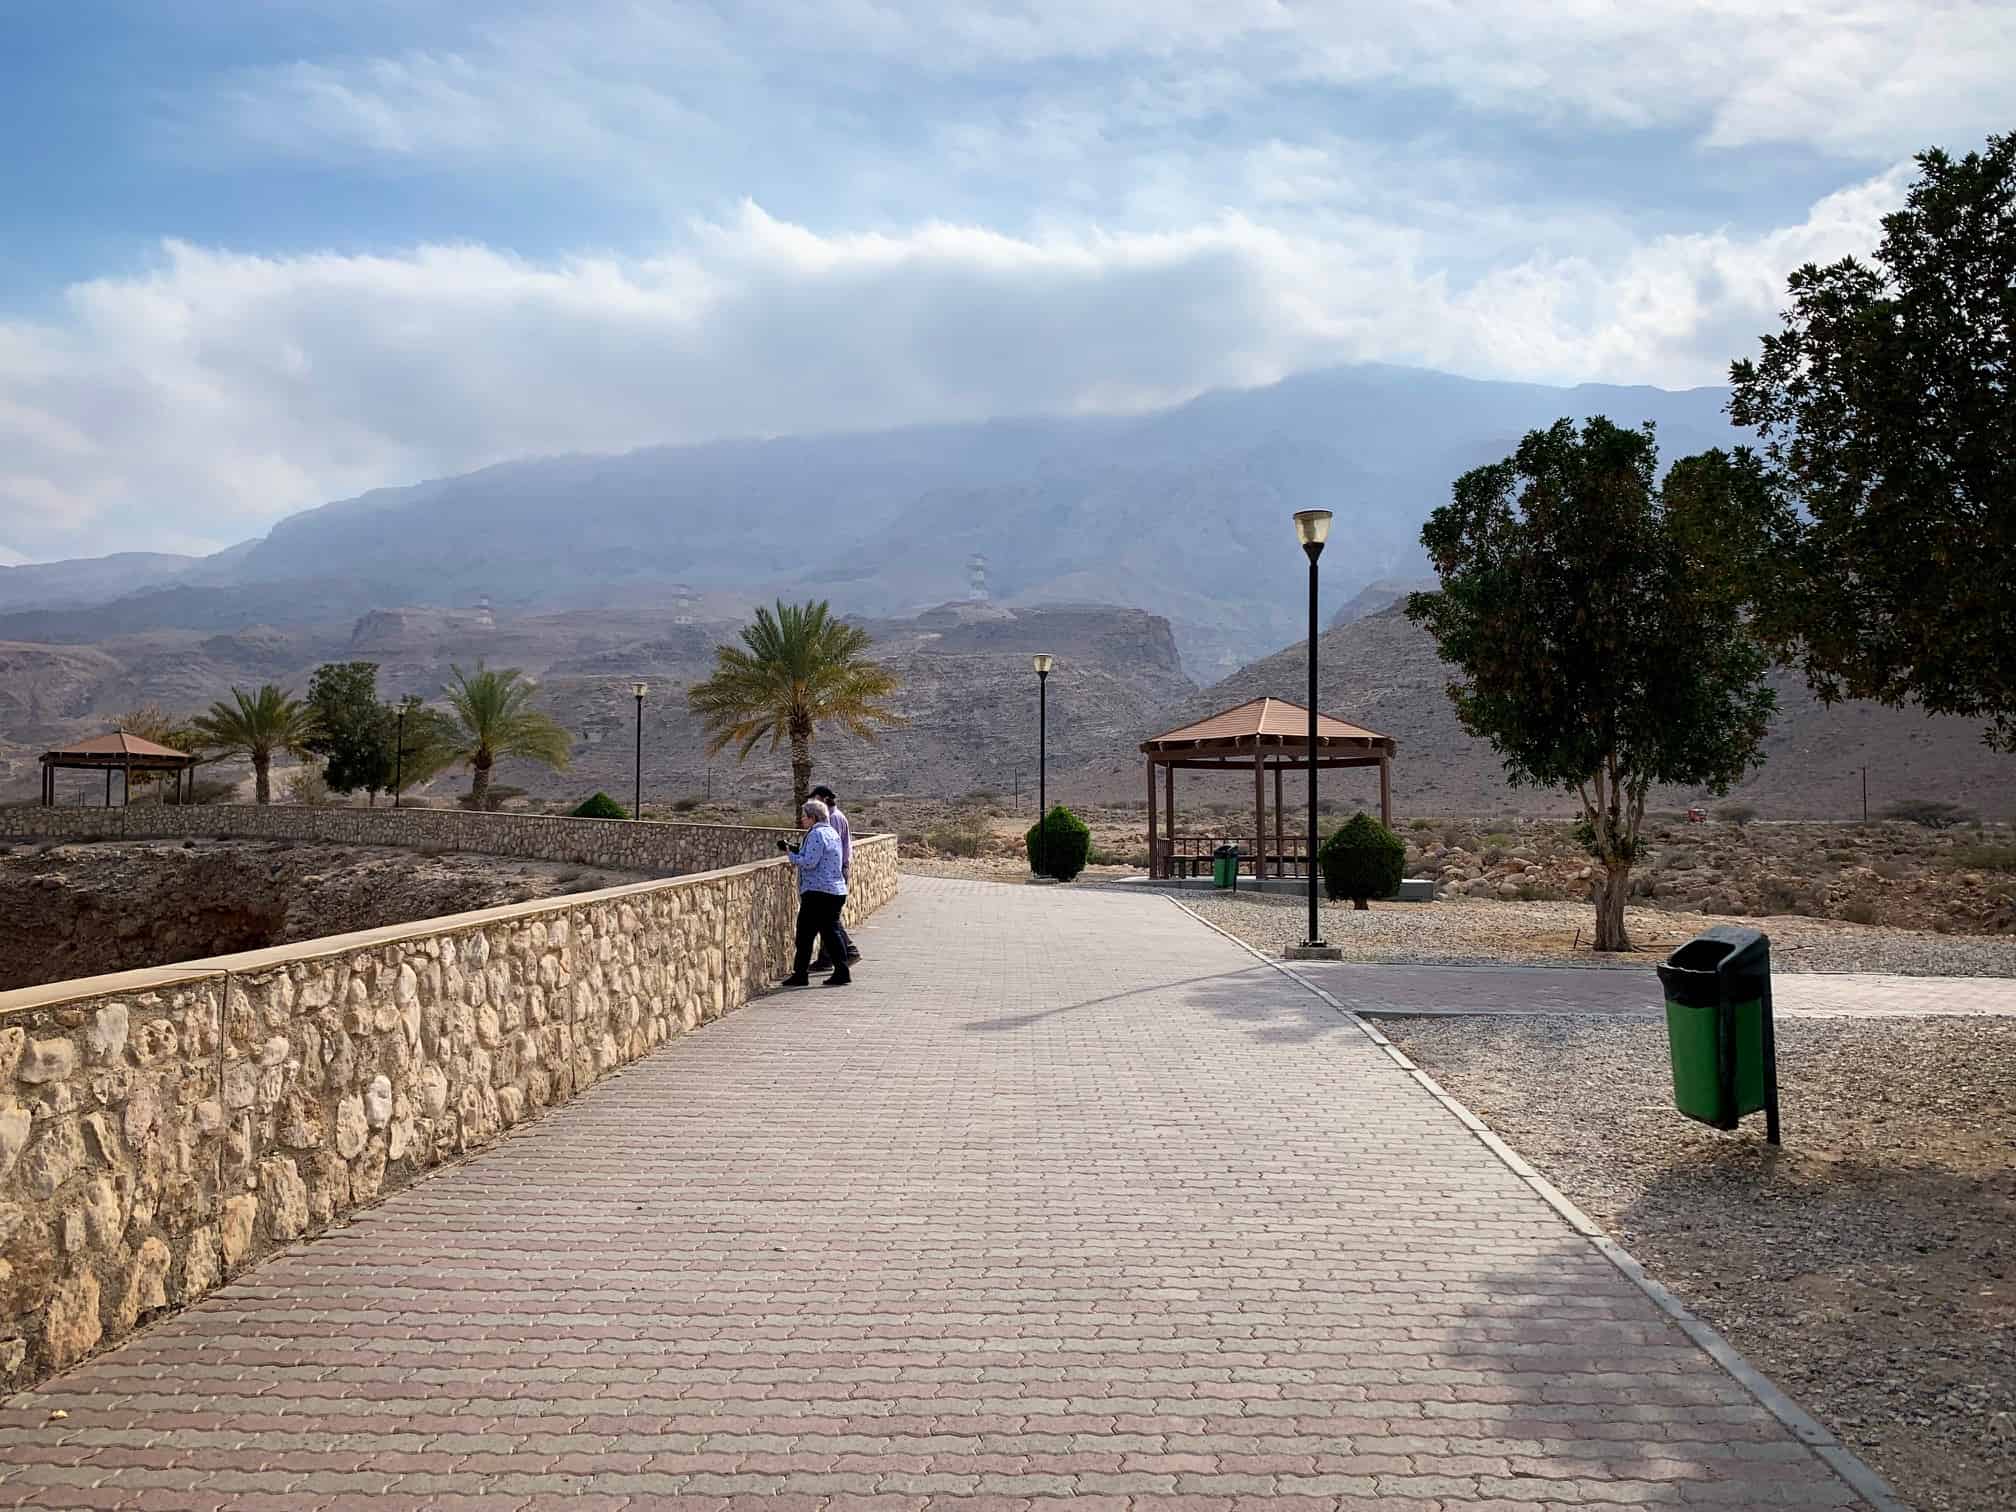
[192,0,2015,183]
[0,168,1906,561]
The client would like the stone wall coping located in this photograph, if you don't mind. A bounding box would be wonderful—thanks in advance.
[0,838,893,1020]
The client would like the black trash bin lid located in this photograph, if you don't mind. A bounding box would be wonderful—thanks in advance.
[1658,924,1770,1007]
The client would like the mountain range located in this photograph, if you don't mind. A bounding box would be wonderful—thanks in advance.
[9,360,2000,817]
[0,363,1743,679]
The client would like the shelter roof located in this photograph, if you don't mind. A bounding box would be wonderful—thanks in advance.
[41,731,199,767]
[1141,697,1391,754]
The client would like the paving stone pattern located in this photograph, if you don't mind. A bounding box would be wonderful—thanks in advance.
[0,877,1868,1509]
[1304,962,2016,1019]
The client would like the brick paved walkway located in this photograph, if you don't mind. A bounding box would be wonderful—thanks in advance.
[1298,960,2016,1020]
[0,877,1874,1510]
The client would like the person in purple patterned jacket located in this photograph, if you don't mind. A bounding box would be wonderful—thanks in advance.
[809,785,862,971]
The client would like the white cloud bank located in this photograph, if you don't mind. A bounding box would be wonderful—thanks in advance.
[0,166,1909,562]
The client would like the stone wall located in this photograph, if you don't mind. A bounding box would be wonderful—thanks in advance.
[0,835,898,1390]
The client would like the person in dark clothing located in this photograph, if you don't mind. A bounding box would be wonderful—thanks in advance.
[808,784,862,971]
[780,798,850,987]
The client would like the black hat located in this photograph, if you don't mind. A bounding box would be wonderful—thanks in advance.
[811,784,837,803]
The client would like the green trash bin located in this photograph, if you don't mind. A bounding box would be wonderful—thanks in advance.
[1655,925,1782,1143]
[1212,843,1240,889]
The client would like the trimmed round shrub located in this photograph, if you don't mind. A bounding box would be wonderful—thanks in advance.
[571,792,629,820]
[1025,804,1093,881]
[1319,811,1405,908]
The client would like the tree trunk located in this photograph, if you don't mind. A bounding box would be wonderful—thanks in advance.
[788,718,813,814]
[470,754,492,810]
[1353,898,1369,911]
[1593,862,1633,952]
[254,755,271,806]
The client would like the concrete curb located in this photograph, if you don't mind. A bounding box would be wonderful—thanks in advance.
[1164,894,1912,1512]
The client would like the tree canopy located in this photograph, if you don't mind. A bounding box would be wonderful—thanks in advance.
[189,684,317,806]
[441,664,571,809]
[1726,132,2015,750]
[304,661,395,800]
[687,600,905,810]
[1407,417,1775,951]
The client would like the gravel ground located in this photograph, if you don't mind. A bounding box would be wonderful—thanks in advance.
[1386,1015,2016,1512]
[1184,889,2016,976]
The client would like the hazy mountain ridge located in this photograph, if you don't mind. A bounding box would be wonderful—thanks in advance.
[0,364,1746,675]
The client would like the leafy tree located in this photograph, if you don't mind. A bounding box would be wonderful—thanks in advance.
[387,694,460,801]
[687,600,905,810]
[304,661,396,803]
[1406,418,1775,951]
[1025,804,1092,882]
[190,685,318,805]
[1318,812,1405,909]
[114,704,198,794]
[440,665,571,810]
[1726,133,2016,750]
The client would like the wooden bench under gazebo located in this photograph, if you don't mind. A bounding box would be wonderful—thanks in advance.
[39,731,202,808]
[1140,697,1396,881]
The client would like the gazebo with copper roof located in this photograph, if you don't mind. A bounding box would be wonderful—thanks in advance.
[1138,696,1396,881]
[39,731,202,808]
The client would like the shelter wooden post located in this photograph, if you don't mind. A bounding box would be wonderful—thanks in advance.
[1379,756,1391,828]
[1252,752,1266,881]
[104,770,112,808]
[1273,761,1284,877]
[1164,763,1176,875]
[1145,757,1158,879]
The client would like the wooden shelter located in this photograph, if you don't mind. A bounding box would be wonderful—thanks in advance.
[1139,697,1396,880]
[39,731,202,808]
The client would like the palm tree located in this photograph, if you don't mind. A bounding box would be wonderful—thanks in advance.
[190,685,317,805]
[442,664,571,809]
[688,600,905,810]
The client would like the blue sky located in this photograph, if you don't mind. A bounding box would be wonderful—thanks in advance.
[1,0,2010,563]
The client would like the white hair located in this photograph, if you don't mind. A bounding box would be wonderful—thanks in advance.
[801,798,829,823]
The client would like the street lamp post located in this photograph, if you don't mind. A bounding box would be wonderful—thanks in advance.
[1033,655,1053,876]
[393,704,406,809]
[631,681,649,819]
[1293,510,1332,952]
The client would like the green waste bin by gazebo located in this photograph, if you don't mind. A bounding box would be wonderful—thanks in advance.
[1655,925,1782,1144]
[1212,843,1240,890]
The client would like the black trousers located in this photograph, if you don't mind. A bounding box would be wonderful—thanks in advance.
[792,890,848,977]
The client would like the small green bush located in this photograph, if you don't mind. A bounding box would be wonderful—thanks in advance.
[672,796,703,813]
[1025,804,1092,881]
[1950,843,2016,873]
[1318,811,1405,909]
[571,792,629,820]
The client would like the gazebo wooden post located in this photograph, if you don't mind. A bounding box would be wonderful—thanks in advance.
[1252,751,1266,882]
[1274,759,1284,877]
[104,770,112,809]
[1145,756,1158,879]
[1164,763,1176,877]
[1379,754,1391,828]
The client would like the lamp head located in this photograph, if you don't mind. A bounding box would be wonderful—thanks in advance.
[1293,509,1333,560]
[632,680,649,699]
[1032,654,1054,677]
